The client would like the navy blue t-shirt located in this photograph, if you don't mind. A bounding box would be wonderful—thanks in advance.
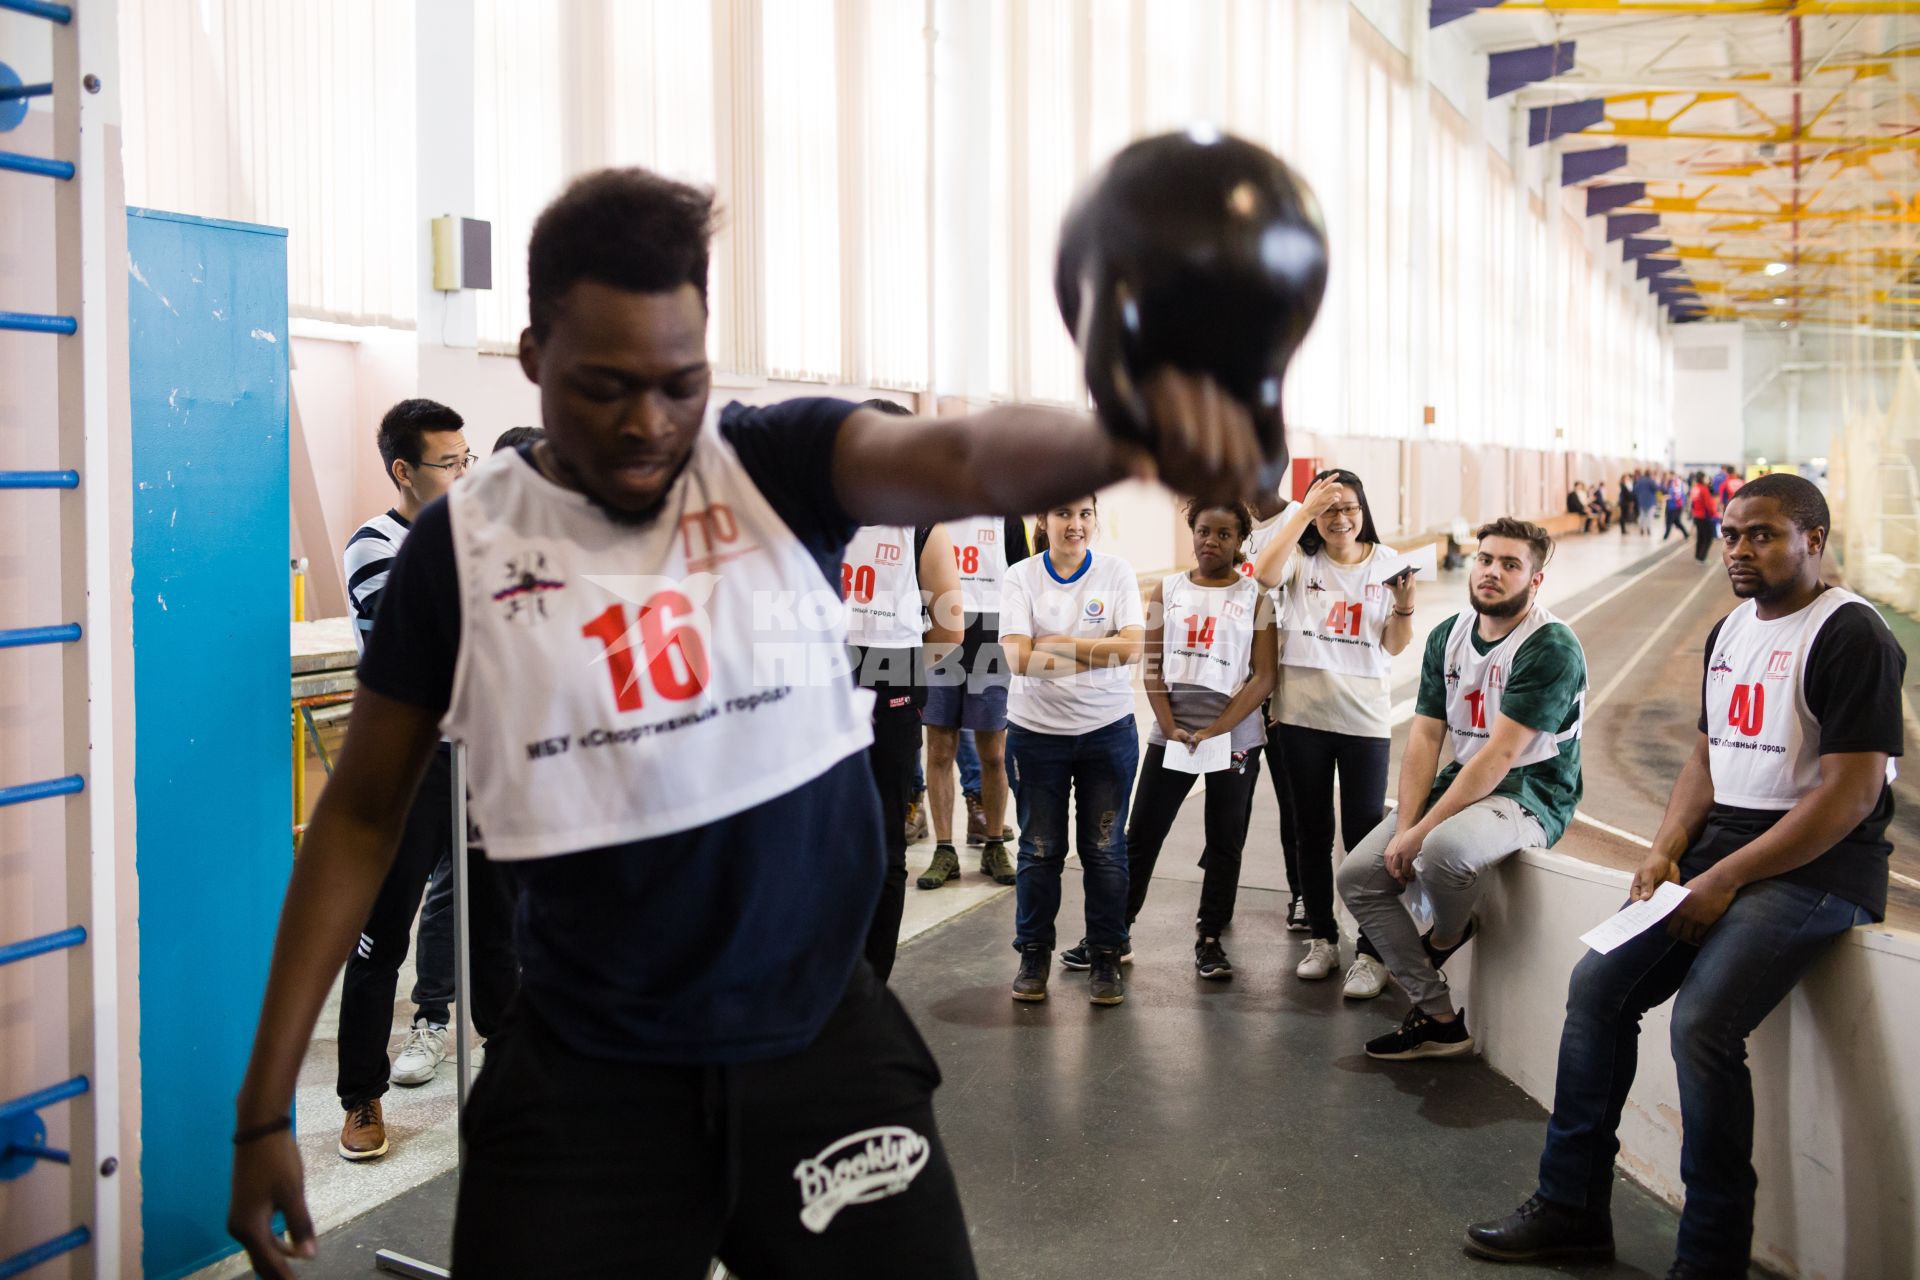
[358,398,885,1064]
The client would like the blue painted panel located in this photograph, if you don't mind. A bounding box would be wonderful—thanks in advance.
[127,207,289,1280]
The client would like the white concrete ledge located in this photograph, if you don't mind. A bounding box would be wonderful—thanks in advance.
[1454,850,1920,1280]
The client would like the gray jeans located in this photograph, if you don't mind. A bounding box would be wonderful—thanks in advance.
[1336,795,1545,1017]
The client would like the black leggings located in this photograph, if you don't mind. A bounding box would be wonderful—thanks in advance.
[1275,723,1388,950]
[863,695,922,982]
[1256,726,1303,902]
[1694,518,1718,562]
[1662,507,1686,541]
[1125,744,1262,936]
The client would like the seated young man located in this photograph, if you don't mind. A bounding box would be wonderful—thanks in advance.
[1467,474,1904,1280]
[1336,517,1586,1060]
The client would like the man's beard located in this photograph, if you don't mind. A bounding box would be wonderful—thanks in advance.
[1471,587,1530,620]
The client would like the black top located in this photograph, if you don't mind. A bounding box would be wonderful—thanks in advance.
[1687,599,1906,919]
[357,397,891,1063]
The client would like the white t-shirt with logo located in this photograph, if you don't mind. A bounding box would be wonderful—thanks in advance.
[1000,550,1145,736]
[1276,544,1399,739]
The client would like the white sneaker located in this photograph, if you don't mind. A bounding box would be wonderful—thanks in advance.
[390,1020,449,1086]
[1342,954,1389,1000]
[1295,938,1340,980]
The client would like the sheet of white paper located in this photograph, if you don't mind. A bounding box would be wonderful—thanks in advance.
[1161,735,1231,775]
[1372,542,1439,585]
[1579,881,1691,954]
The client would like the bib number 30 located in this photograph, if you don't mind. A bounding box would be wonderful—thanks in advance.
[581,592,710,712]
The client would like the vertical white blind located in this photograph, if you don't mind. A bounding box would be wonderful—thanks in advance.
[120,0,418,327]
[472,0,564,352]
[761,0,842,382]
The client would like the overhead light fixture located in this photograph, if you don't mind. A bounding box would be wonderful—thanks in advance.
[1772,297,1788,306]
[1764,262,1789,276]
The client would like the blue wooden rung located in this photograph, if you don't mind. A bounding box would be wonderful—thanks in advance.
[0,471,79,490]
[0,310,76,334]
[0,775,84,809]
[0,624,80,650]
[0,1227,90,1280]
[0,150,74,180]
[0,83,52,103]
[0,1075,88,1125]
[0,926,85,967]
[0,0,74,23]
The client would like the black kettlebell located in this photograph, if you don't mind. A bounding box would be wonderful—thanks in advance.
[1056,127,1329,492]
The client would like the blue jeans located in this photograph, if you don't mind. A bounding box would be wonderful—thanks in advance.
[914,730,983,797]
[1536,877,1868,1271]
[1007,717,1139,951]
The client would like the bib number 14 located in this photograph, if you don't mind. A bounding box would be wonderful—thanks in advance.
[581,593,709,712]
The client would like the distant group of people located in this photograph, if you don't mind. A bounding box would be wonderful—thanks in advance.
[1567,465,1747,561]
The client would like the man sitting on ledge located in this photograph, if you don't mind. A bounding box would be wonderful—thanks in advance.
[1467,473,1905,1280]
[1337,518,1587,1060]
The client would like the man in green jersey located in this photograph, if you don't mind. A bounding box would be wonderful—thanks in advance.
[1337,518,1586,1060]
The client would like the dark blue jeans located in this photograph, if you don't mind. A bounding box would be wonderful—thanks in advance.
[1008,717,1139,951]
[1536,877,1868,1271]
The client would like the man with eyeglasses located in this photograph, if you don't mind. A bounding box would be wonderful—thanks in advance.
[334,398,493,1162]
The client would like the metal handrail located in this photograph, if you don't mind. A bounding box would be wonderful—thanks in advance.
[0,470,79,489]
[0,151,75,180]
[0,1076,88,1126]
[0,775,83,808]
[0,927,85,968]
[0,624,81,650]
[0,1227,91,1280]
[0,311,76,334]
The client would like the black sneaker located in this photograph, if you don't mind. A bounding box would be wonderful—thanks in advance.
[1059,938,1134,970]
[1088,947,1126,1005]
[1663,1261,1746,1280]
[1011,945,1050,1002]
[1365,1007,1475,1060]
[1194,935,1233,980]
[916,844,960,890]
[1464,1193,1614,1263]
[1422,914,1479,969]
[1285,897,1308,932]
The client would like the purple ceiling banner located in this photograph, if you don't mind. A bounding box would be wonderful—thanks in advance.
[1529,98,1606,145]
[1622,236,1674,260]
[1587,182,1647,216]
[1636,256,1682,280]
[1489,42,1577,99]
[1606,213,1661,241]
[1430,0,1502,27]
[1561,146,1629,185]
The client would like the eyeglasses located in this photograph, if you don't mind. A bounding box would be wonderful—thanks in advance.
[416,453,478,475]
[1323,504,1363,519]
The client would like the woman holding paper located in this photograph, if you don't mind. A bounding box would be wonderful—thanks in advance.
[1253,470,1416,991]
[1000,496,1147,1006]
[1121,500,1279,981]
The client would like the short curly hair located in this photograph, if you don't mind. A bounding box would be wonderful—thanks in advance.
[1183,496,1254,545]
[1727,472,1829,537]
[527,168,721,339]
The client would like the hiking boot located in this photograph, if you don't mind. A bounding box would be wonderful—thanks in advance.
[1365,1007,1475,1061]
[1342,953,1389,1000]
[1088,947,1127,1005]
[905,794,929,843]
[338,1099,388,1161]
[1194,935,1233,980]
[979,839,1016,885]
[1060,938,1133,970]
[1011,945,1050,1002]
[1464,1193,1615,1263]
[1295,938,1339,980]
[916,844,960,889]
[965,792,987,846]
[390,1019,449,1086]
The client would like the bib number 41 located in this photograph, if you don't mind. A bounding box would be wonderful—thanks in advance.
[581,592,710,712]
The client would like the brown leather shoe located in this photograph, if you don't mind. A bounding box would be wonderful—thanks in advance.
[338,1098,389,1161]
[965,793,987,846]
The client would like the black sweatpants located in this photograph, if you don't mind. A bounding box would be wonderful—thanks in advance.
[1125,744,1262,936]
[452,963,976,1279]
[1276,722,1389,954]
[410,838,521,1032]
[1694,519,1717,562]
[864,692,922,982]
[1663,507,1686,541]
[336,744,517,1109]
[1257,724,1303,904]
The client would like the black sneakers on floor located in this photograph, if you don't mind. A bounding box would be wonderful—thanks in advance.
[1087,947,1126,1005]
[1365,1007,1476,1060]
[1060,938,1134,970]
[1011,945,1050,1002]
[1464,1193,1615,1264]
[1285,897,1308,931]
[1194,935,1233,980]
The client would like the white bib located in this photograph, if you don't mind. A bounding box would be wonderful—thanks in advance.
[1237,502,1297,618]
[1705,589,1892,810]
[842,525,923,648]
[1442,604,1585,770]
[1160,571,1263,696]
[1281,546,1398,678]
[945,515,1011,614]
[442,425,875,860]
